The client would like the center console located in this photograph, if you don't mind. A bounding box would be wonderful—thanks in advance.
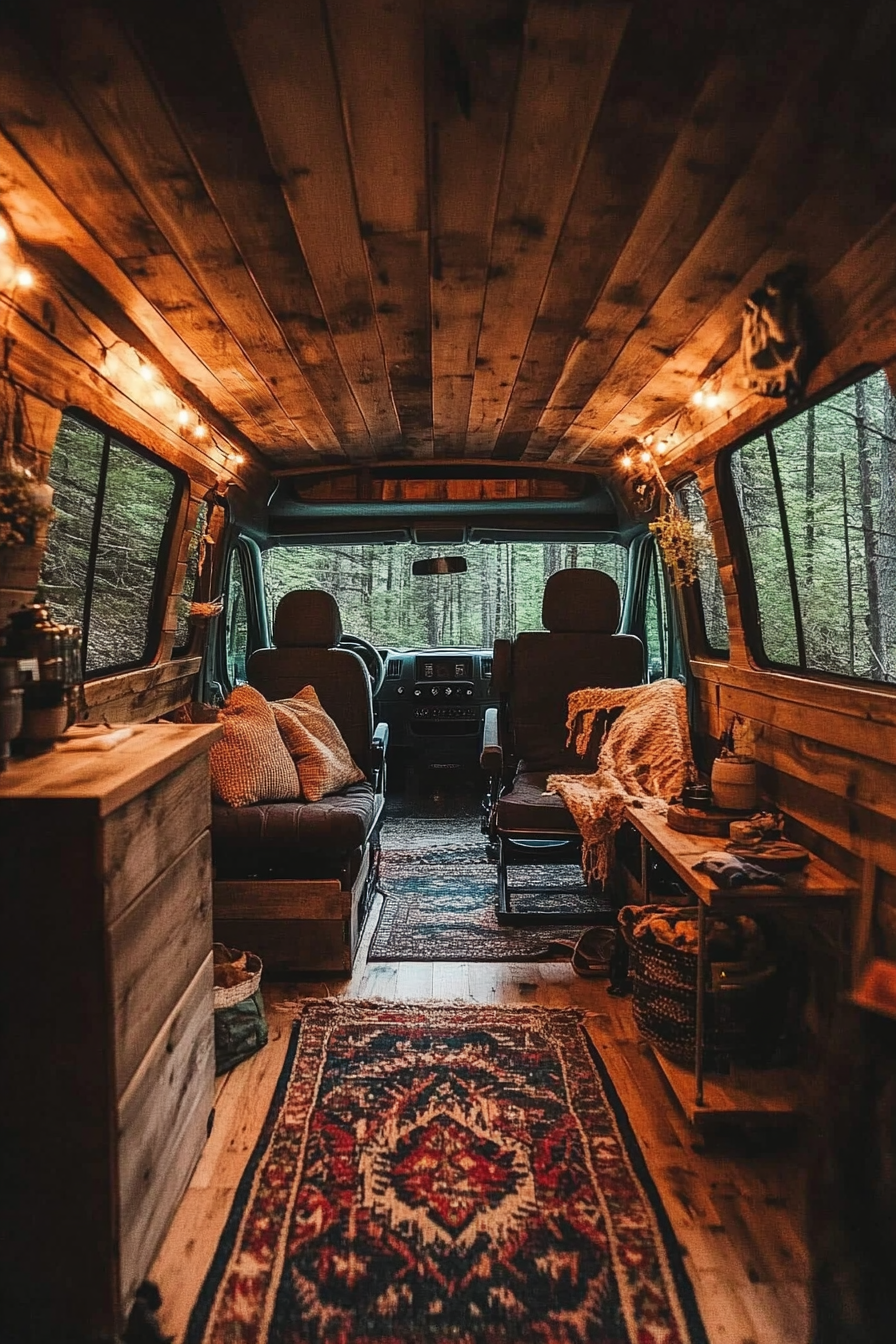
[376,648,496,775]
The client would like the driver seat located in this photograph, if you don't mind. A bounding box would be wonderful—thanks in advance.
[212,590,387,975]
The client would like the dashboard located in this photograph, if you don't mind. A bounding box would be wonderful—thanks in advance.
[375,647,497,778]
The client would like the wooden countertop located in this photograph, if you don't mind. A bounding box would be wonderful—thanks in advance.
[623,804,858,906]
[0,723,222,816]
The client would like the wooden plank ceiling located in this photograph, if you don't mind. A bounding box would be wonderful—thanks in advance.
[1,0,895,472]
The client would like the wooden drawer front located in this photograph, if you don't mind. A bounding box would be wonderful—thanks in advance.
[103,754,211,922]
[117,953,214,1311]
[111,831,212,1097]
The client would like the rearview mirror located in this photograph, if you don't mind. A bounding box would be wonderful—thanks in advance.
[411,556,468,576]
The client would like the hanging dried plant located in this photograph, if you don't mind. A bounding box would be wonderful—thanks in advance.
[0,466,53,549]
[649,503,699,588]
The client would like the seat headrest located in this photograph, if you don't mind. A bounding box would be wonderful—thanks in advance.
[542,569,620,633]
[273,590,343,647]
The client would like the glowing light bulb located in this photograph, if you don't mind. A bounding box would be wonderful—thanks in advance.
[227,452,245,466]
[14,267,34,289]
[639,450,652,464]
[192,422,207,440]
[644,433,654,447]
[621,453,633,471]
[705,391,721,408]
[691,389,705,406]
[151,387,168,408]
[139,362,155,382]
[176,409,190,427]
[657,439,670,455]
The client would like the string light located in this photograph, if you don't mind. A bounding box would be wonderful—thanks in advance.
[0,215,245,471]
[620,453,633,471]
[656,439,670,455]
[691,389,705,406]
[639,449,652,464]
[704,390,721,409]
[644,433,654,446]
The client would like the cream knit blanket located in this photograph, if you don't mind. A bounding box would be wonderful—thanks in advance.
[546,679,695,884]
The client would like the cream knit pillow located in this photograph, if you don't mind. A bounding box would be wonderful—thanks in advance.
[272,685,364,802]
[210,685,302,808]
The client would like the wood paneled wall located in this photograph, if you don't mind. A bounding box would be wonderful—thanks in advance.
[674,346,896,965]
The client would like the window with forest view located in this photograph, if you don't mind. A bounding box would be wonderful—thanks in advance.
[39,412,179,676]
[673,477,729,656]
[262,542,627,648]
[730,368,896,684]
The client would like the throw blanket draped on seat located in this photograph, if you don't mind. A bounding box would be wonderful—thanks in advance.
[547,679,695,884]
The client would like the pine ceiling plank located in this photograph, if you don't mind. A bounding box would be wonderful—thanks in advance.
[222,0,401,457]
[496,6,797,462]
[0,102,285,456]
[23,1,350,459]
[120,0,380,460]
[326,0,432,455]
[591,161,896,467]
[543,2,869,465]
[425,0,524,457]
[462,0,631,459]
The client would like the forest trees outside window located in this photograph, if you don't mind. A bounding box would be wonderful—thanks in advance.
[672,478,730,655]
[39,412,179,676]
[261,542,627,649]
[730,368,896,684]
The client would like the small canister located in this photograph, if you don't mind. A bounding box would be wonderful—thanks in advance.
[729,819,761,844]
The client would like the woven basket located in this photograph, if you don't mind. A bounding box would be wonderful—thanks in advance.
[620,905,777,1071]
[213,946,263,1010]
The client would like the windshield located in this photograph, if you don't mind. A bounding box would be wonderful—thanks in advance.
[262,542,627,648]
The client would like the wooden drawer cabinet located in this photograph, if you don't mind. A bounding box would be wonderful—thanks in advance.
[0,724,221,1341]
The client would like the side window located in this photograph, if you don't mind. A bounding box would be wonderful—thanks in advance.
[224,547,249,686]
[729,367,896,684]
[673,477,730,657]
[173,500,209,654]
[643,541,669,681]
[40,411,180,676]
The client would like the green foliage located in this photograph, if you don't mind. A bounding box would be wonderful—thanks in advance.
[261,542,627,648]
[39,412,178,674]
[732,368,896,684]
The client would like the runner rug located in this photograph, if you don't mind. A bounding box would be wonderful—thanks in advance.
[369,818,611,962]
[185,1000,707,1344]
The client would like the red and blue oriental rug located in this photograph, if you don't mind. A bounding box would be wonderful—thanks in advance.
[186,1001,707,1344]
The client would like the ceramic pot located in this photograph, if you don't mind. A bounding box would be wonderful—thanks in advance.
[711,755,757,811]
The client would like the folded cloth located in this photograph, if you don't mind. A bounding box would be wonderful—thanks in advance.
[693,850,785,888]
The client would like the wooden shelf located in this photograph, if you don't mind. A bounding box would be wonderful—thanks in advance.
[650,1048,808,1131]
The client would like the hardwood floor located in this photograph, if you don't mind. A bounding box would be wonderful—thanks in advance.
[151,886,812,1343]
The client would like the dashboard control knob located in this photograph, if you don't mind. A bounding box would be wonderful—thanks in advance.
[397,685,405,695]
[431,686,439,696]
[466,687,473,697]
[444,687,452,696]
[414,688,422,697]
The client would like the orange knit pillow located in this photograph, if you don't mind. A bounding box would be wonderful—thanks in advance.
[209,685,302,808]
[272,686,365,802]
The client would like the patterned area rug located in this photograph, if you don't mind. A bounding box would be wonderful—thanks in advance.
[186,1000,708,1344]
[369,816,612,961]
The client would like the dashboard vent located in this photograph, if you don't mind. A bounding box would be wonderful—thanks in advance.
[386,658,403,678]
[481,656,493,679]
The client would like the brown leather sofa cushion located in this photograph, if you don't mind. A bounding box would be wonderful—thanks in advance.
[212,781,378,878]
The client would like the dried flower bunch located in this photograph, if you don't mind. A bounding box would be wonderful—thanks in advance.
[0,465,53,549]
[649,505,699,588]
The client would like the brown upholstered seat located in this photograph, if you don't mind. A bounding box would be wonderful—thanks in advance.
[482,568,643,924]
[211,589,387,973]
